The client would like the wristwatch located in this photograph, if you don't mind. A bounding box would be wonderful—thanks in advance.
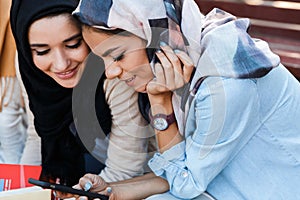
[149,111,176,131]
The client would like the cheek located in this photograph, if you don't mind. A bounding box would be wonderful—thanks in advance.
[125,52,148,71]
[32,55,49,72]
[74,44,90,62]
[103,60,111,70]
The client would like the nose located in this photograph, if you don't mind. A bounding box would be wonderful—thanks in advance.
[105,63,122,79]
[52,48,71,71]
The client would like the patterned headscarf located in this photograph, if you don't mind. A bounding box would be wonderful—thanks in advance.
[73,0,280,132]
[73,0,279,80]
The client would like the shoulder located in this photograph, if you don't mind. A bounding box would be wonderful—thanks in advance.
[194,77,256,99]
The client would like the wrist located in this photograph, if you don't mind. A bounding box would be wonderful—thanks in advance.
[149,111,176,131]
[148,92,172,105]
[148,92,173,115]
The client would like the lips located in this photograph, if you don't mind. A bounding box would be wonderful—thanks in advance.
[125,76,135,83]
[122,75,136,86]
[55,66,78,80]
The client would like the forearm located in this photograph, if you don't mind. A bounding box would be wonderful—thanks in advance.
[148,93,183,153]
[155,123,183,153]
[110,172,156,184]
[102,79,151,181]
[99,132,149,181]
[108,173,169,200]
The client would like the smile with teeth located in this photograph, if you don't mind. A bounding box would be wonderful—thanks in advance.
[55,67,78,79]
[59,70,73,75]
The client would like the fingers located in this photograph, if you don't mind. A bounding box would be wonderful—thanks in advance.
[174,49,194,83]
[153,42,194,92]
[157,43,179,88]
[54,174,108,200]
[79,173,108,193]
[155,50,176,90]
[53,178,79,199]
[76,196,88,200]
[83,181,92,191]
[79,174,94,190]
[152,62,166,93]
[55,186,79,199]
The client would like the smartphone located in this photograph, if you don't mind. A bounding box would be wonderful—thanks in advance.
[28,178,108,200]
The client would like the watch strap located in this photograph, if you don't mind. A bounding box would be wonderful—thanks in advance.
[149,111,176,130]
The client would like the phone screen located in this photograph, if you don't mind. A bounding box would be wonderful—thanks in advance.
[28,178,108,200]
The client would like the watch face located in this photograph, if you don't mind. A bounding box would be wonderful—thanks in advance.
[153,117,168,131]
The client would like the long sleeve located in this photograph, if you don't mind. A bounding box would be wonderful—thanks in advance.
[99,78,153,182]
[149,77,261,198]
[15,51,41,165]
[19,89,41,165]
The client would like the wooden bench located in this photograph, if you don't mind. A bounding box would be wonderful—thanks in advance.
[194,0,300,80]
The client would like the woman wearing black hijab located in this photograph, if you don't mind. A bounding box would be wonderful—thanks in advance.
[10,0,152,187]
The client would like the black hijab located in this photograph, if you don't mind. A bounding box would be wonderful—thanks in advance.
[10,0,111,185]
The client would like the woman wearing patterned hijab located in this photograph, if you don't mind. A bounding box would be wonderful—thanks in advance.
[59,0,300,199]
[10,0,152,188]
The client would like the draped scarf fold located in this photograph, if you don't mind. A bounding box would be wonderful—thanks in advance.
[74,0,280,134]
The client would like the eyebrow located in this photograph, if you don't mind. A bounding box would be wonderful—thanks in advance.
[102,47,119,57]
[30,33,82,47]
[63,33,82,43]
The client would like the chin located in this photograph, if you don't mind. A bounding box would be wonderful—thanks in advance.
[57,79,79,88]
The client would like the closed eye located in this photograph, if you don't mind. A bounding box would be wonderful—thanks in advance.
[66,39,83,49]
[34,49,50,56]
[113,51,125,62]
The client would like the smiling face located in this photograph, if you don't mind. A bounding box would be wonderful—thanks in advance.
[82,26,154,93]
[28,14,90,88]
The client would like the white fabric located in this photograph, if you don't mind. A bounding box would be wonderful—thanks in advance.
[0,76,26,164]
[99,78,154,182]
[15,53,41,165]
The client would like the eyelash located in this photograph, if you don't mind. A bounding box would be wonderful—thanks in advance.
[113,53,124,62]
[66,39,82,49]
[36,49,50,56]
[35,39,83,56]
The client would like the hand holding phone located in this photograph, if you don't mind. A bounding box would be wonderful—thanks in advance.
[28,178,109,200]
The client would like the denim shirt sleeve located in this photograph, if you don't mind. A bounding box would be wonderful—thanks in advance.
[148,77,261,199]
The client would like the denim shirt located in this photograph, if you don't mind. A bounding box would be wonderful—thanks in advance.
[148,65,300,199]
